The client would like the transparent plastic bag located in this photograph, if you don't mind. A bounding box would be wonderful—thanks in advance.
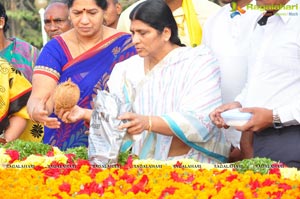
[88,90,132,166]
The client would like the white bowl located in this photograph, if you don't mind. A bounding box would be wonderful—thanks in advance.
[221,108,252,127]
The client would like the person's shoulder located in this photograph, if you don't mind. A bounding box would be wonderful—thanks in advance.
[204,4,230,26]
[11,37,39,49]
[180,45,217,64]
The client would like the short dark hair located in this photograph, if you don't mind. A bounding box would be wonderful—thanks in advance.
[129,0,184,47]
[67,0,108,10]
[0,3,9,33]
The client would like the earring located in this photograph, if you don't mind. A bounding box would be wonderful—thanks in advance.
[0,26,3,29]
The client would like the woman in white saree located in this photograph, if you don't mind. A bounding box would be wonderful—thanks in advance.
[58,0,230,163]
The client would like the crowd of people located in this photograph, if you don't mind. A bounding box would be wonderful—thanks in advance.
[0,0,299,168]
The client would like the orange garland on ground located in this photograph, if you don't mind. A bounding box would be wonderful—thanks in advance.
[0,148,300,199]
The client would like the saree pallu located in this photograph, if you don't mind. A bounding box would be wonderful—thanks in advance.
[0,38,39,82]
[0,58,43,142]
[34,32,136,150]
[116,46,230,163]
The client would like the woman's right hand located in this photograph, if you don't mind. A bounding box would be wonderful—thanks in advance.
[28,95,60,128]
[209,101,242,128]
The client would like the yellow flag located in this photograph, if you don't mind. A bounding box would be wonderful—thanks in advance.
[182,0,202,47]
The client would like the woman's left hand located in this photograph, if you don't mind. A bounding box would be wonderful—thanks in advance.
[118,112,149,135]
[56,105,86,124]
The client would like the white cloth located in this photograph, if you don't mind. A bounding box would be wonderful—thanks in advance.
[116,0,220,46]
[108,46,230,163]
[202,4,260,147]
[235,0,300,126]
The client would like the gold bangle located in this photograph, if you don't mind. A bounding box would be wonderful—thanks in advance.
[148,116,152,132]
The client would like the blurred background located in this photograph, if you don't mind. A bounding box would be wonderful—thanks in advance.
[0,0,220,49]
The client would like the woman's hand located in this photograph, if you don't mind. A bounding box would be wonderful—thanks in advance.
[28,95,60,128]
[56,105,90,124]
[209,101,242,128]
[118,112,149,135]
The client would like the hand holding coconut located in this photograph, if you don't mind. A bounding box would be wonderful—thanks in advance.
[53,79,91,124]
[53,79,81,114]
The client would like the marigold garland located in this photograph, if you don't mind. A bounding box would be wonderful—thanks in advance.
[0,145,300,198]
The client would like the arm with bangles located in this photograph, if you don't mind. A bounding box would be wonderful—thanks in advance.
[57,105,174,136]
[26,74,60,128]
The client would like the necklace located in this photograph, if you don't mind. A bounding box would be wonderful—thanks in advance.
[75,29,104,54]
[75,33,88,54]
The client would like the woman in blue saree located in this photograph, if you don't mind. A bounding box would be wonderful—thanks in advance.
[27,0,136,150]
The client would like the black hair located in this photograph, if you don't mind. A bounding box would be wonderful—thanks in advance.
[129,0,184,47]
[67,0,108,10]
[0,3,9,33]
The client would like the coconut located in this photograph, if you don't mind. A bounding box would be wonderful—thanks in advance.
[53,78,80,114]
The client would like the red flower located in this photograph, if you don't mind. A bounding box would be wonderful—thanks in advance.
[120,172,135,184]
[226,174,238,182]
[233,190,246,199]
[215,181,223,192]
[170,171,194,183]
[59,182,71,193]
[76,159,91,169]
[78,181,104,195]
[65,153,76,164]
[43,168,61,179]
[192,182,205,190]
[278,183,292,191]
[173,161,183,168]
[122,155,134,169]
[103,175,116,188]
[5,149,19,163]
[159,187,178,199]
[262,178,275,186]
[46,148,54,157]
[249,179,261,190]
[34,165,45,171]
[267,191,283,199]
[128,175,149,194]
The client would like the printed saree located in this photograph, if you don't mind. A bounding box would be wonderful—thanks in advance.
[0,38,39,82]
[34,32,136,150]
[0,58,43,142]
[111,46,230,163]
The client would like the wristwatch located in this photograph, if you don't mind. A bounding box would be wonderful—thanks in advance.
[272,109,283,129]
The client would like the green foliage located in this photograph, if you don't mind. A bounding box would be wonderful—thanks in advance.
[1,139,88,160]
[7,10,37,21]
[118,150,131,165]
[234,157,274,174]
[65,146,88,160]
[4,1,44,49]
[3,139,52,160]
